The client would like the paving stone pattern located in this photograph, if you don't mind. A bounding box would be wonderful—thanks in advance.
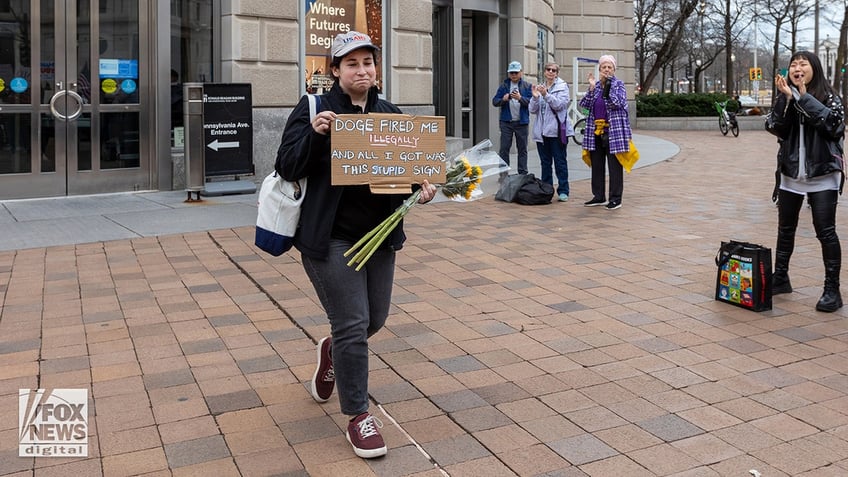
[1,130,847,476]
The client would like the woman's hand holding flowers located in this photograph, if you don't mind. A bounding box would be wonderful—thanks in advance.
[417,180,437,204]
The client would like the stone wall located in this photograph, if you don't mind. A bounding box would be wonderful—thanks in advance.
[555,0,635,97]
[188,1,637,190]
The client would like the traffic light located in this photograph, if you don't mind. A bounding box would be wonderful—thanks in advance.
[749,68,762,81]
[756,68,762,80]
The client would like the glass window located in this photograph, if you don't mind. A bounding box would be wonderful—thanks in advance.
[536,26,552,83]
[304,1,383,94]
[170,0,213,146]
[0,113,32,173]
[98,0,139,105]
[0,0,32,106]
[100,112,139,168]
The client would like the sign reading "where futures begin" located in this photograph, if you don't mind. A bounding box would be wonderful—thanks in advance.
[331,114,447,193]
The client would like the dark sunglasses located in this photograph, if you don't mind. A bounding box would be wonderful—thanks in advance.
[545,68,559,72]
[509,71,521,74]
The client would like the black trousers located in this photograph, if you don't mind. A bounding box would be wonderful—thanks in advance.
[777,188,841,264]
[589,135,623,203]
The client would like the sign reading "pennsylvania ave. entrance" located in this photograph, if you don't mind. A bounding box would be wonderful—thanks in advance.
[202,83,253,176]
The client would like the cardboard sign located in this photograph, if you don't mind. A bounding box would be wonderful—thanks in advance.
[331,114,446,193]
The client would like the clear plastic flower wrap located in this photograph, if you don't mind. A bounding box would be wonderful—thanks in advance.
[430,139,510,203]
[344,140,509,270]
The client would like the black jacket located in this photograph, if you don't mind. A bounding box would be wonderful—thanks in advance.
[275,84,407,259]
[769,91,845,183]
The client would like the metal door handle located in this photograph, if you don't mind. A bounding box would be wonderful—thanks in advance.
[49,89,84,121]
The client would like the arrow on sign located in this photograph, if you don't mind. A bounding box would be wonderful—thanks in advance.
[207,139,240,151]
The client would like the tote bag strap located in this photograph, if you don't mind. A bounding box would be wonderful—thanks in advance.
[715,242,745,267]
[307,94,321,120]
[271,94,320,182]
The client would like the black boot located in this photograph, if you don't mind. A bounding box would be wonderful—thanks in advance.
[816,260,842,312]
[807,190,842,312]
[772,251,793,295]
[774,190,801,296]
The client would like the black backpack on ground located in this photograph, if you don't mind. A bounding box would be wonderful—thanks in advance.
[514,175,554,205]
[495,174,533,202]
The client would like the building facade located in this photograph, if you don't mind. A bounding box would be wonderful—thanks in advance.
[0,0,633,200]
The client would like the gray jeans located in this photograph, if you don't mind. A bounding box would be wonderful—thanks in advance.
[499,121,529,174]
[302,239,395,416]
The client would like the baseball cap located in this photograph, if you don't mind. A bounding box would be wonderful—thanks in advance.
[331,31,379,59]
[507,61,522,72]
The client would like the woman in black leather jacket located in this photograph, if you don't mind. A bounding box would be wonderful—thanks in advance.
[768,50,845,312]
[276,32,436,459]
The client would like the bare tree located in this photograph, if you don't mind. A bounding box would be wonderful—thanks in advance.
[634,0,659,89]
[760,0,792,99]
[679,0,740,94]
[836,3,848,104]
[638,0,701,94]
[782,0,816,52]
[635,0,688,92]
[719,0,750,95]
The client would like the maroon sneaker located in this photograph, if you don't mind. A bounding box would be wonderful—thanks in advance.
[310,337,334,402]
[346,412,387,458]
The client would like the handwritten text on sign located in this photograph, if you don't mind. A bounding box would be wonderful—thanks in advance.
[331,114,446,192]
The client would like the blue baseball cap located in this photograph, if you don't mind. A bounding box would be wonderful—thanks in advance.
[507,61,522,72]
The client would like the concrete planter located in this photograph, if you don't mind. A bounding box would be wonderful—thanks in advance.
[635,115,768,131]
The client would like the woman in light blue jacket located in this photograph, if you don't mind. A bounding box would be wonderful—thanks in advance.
[529,62,571,201]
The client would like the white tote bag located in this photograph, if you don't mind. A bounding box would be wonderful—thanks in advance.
[255,94,319,256]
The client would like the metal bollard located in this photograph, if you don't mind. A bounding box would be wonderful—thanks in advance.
[184,83,205,201]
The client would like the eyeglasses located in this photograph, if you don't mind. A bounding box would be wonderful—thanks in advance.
[509,71,520,74]
[545,68,559,72]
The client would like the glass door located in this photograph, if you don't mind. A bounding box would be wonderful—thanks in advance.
[0,0,149,199]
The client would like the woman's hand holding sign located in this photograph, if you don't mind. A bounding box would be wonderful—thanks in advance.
[312,110,337,135]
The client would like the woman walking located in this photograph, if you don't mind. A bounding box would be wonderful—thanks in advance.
[276,31,436,458]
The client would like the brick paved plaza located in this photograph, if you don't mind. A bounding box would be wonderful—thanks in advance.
[1,130,847,476]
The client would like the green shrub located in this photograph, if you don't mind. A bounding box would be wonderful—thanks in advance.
[636,93,734,117]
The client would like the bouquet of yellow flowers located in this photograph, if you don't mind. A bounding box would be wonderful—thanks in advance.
[344,140,507,270]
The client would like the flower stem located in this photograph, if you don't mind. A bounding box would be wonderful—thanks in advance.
[347,213,399,265]
[345,190,421,269]
[352,213,404,271]
[344,215,390,258]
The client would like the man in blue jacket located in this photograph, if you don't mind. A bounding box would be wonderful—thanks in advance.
[492,61,533,175]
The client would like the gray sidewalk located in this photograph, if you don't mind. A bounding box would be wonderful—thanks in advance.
[0,133,677,252]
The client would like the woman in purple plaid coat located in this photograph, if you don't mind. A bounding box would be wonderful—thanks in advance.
[579,55,632,210]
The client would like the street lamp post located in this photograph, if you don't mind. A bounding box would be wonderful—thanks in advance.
[696,59,702,93]
[752,1,759,101]
[699,0,706,93]
[731,54,736,95]
[826,43,832,81]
